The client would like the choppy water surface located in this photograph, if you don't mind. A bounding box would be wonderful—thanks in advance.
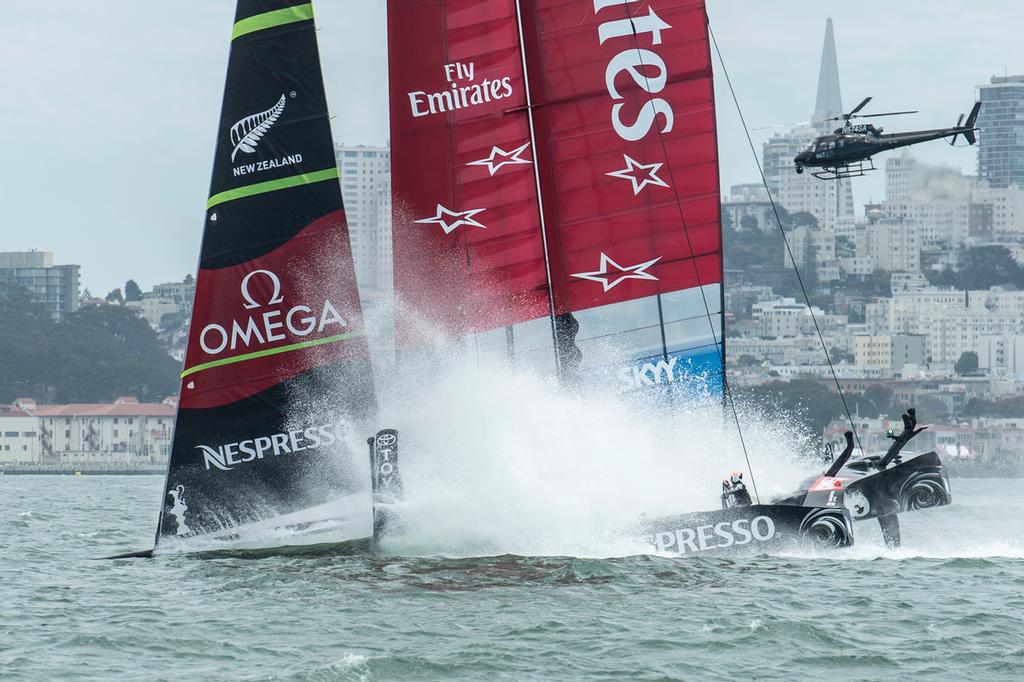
[1,476,1023,681]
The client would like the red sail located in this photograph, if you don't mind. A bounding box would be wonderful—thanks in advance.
[388,0,552,345]
[389,0,723,393]
[522,0,722,315]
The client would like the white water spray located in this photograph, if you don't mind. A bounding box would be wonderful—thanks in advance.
[358,297,821,558]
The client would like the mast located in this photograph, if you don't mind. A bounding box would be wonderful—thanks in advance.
[155,0,376,548]
[513,0,562,374]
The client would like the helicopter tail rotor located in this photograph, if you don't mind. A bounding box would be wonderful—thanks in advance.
[952,102,981,145]
[950,114,965,145]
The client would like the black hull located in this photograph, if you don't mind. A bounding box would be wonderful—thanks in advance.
[842,451,951,522]
[640,504,853,557]
[103,536,374,561]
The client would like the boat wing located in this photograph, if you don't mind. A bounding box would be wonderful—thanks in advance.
[155,0,376,550]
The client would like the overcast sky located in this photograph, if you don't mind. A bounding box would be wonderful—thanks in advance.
[2,1,1021,296]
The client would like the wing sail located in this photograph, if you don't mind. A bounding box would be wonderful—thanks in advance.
[156,0,376,550]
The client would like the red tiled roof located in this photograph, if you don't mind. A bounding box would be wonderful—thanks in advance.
[35,403,175,417]
[0,405,31,418]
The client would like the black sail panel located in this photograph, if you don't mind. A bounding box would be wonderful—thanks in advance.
[156,0,376,548]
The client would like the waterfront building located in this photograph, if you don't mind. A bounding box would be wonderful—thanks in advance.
[13,396,175,466]
[0,251,80,321]
[0,403,40,464]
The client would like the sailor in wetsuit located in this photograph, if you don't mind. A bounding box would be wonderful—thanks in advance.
[721,471,753,509]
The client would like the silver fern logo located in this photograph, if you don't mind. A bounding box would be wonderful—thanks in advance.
[230,94,286,161]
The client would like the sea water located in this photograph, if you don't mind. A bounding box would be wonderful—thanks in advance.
[2,474,1023,680]
[4,333,1023,680]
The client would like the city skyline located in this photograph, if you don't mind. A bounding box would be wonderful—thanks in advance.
[2,1,1023,295]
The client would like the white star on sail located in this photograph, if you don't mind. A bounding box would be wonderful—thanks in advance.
[467,142,533,176]
[414,204,487,235]
[606,154,670,195]
[570,252,662,292]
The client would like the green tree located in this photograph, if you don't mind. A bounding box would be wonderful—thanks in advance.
[52,305,179,402]
[105,288,124,304]
[801,229,818,293]
[954,351,979,375]
[917,396,951,422]
[829,348,854,363]
[159,311,185,331]
[0,284,57,402]
[124,279,143,302]
[964,395,1024,418]
[858,385,894,418]
[723,223,784,273]
[926,246,1024,290]
[739,378,846,441]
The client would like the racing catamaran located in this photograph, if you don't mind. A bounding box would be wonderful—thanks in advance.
[386,0,858,556]
[115,0,946,558]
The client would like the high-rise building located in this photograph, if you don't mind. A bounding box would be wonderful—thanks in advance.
[0,251,80,321]
[811,18,843,130]
[334,144,392,299]
[977,75,1024,188]
[764,18,853,233]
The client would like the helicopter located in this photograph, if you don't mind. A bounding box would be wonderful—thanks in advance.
[794,97,981,180]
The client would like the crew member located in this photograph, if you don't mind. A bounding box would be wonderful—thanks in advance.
[721,471,752,509]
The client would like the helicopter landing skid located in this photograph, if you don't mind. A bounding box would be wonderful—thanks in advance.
[811,158,876,180]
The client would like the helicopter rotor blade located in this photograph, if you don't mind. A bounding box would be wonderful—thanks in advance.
[848,96,873,116]
[850,110,918,119]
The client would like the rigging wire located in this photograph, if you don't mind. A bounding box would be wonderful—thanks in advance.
[621,2,760,503]
[707,22,865,456]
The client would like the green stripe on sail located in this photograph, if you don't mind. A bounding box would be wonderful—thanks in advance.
[206,167,339,209]
[180,330,364,379]
[232,3,314,40]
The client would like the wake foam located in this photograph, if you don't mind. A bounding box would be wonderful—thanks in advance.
[363,330,818,557]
